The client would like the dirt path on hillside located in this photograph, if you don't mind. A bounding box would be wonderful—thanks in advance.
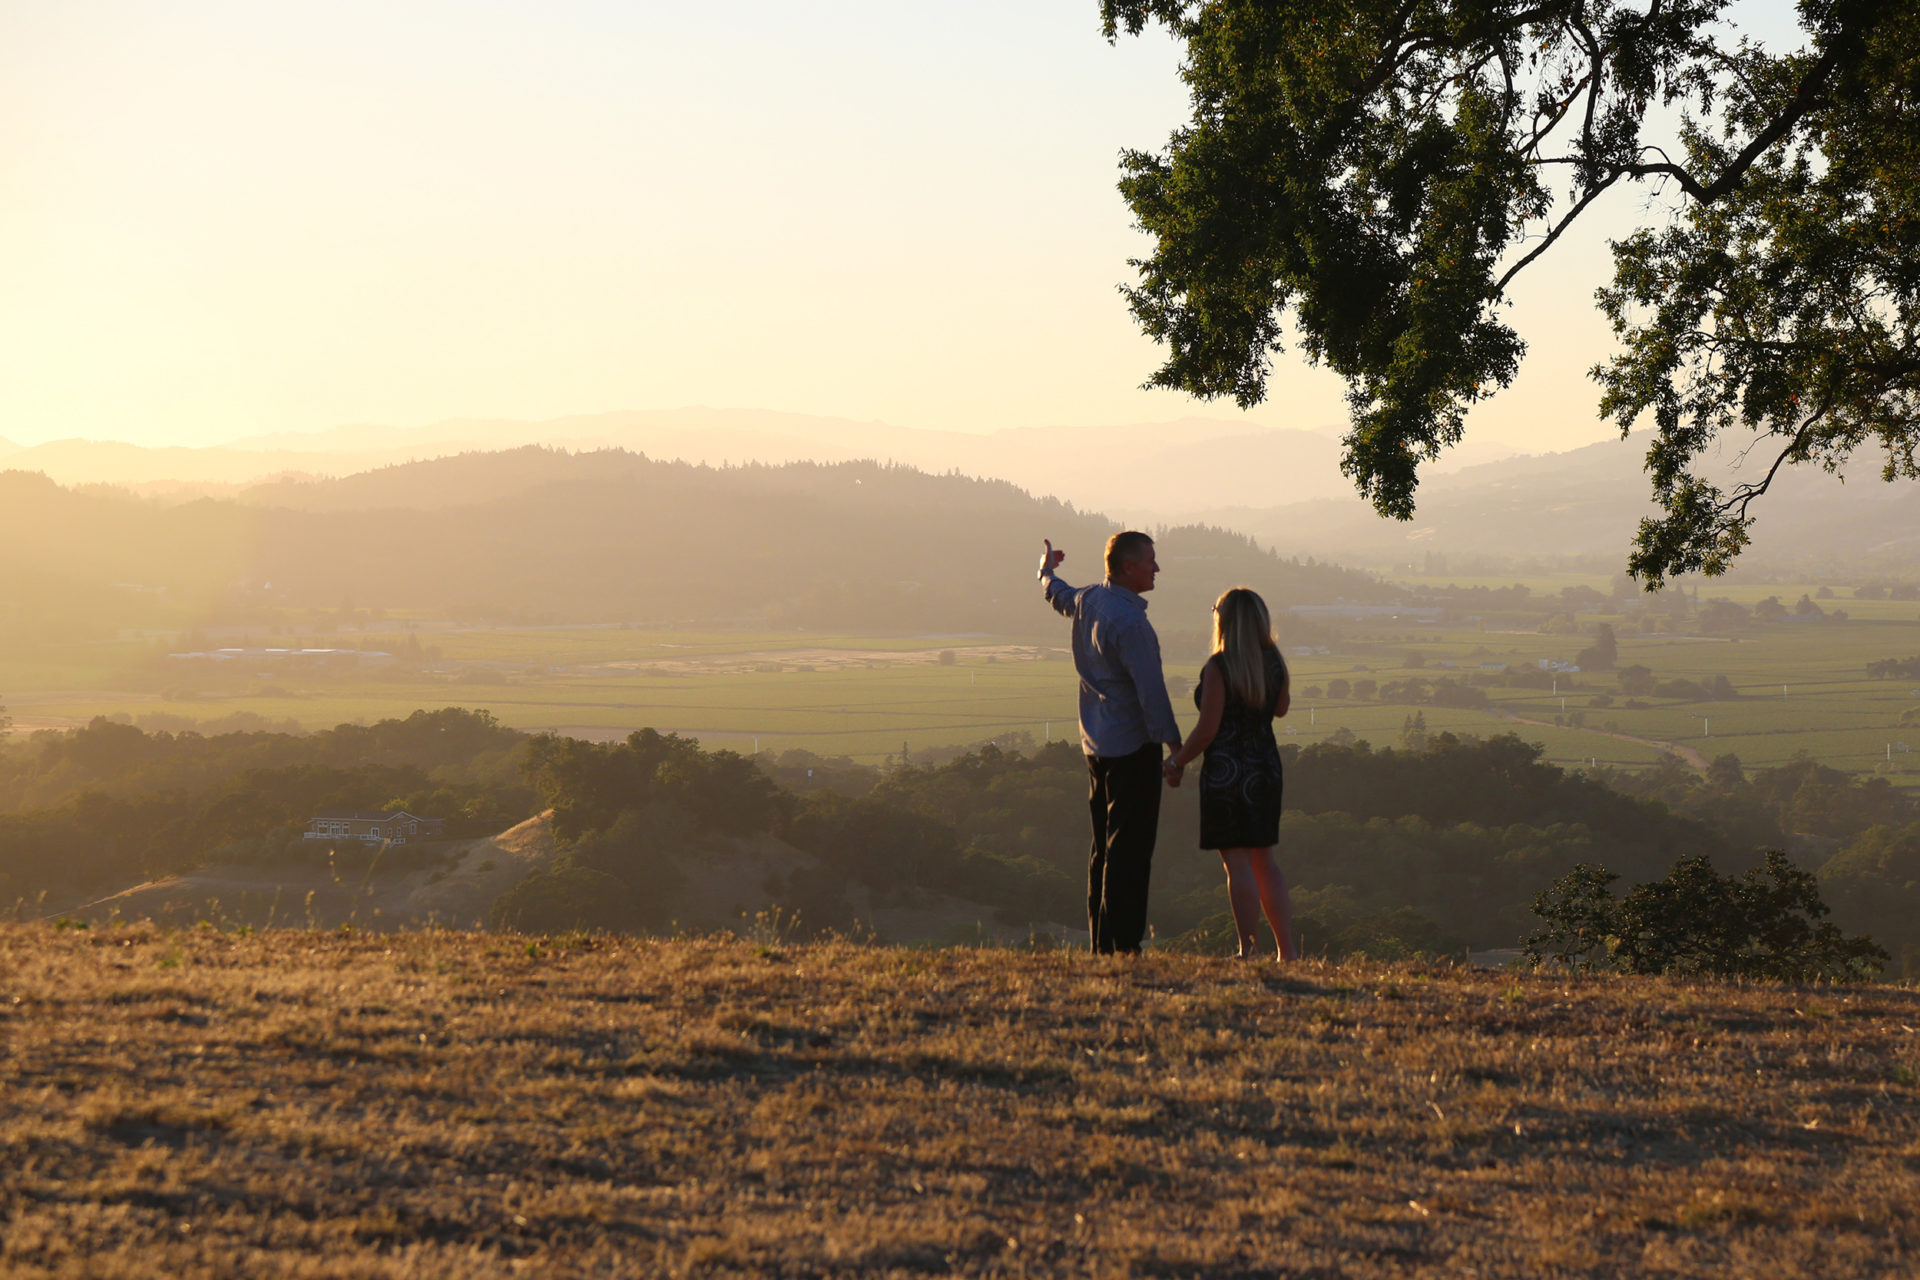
[1497,711,1711,769]
[70,811,558,931]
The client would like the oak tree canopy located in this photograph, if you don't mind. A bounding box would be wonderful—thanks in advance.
[1103,0,1919,583]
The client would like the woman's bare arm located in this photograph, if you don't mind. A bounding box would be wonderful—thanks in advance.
[1169,665,1225,776]
[1272,662,1291,719]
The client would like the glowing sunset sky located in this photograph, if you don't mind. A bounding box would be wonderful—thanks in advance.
[1,1,1798,452]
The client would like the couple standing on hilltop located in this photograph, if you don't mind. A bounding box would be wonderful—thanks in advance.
[1039,531,1297,961]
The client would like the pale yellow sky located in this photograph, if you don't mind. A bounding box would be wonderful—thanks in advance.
[0,1,1795,454]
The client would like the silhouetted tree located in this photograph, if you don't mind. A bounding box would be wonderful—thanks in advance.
[1102,0,1920,584]
[1576,624,1618,671]
[1527,852,1887,981]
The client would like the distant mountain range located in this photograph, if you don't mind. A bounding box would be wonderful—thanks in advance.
[0,439,406,492]
[8,408,1912,577]
[0,407,1519,523]
[1201,435,1918,576]
[0,449,1387,643]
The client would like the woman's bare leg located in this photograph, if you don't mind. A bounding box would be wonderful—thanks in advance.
[1219,849,1263,958]
[1246,847,1297,960]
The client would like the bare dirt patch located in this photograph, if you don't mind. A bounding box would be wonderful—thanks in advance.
[73,813,559,932]
[2,928,1916,1277]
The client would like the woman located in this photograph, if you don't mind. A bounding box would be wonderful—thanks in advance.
[1165,587,1298,961]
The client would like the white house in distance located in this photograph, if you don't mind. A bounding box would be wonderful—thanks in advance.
[304,810,446,845]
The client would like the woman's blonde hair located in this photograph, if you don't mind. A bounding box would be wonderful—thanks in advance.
[1211,587,1278,708]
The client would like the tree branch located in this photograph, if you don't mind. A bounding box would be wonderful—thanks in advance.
[1674,18,1870,205]
[1496,170,1624,293]
[1721,408,1828,521]
[1521,62,1596,157]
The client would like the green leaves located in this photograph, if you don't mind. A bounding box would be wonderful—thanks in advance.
[1525,850,1889,981]
[1108,0,1918,582]
[1597,2,1920,583]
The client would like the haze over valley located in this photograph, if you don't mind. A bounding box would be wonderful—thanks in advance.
[11,3,1920,1271]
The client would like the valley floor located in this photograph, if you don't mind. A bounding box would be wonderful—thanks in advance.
[1,926,1917,1277]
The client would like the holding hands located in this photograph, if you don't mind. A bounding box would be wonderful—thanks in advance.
[1163,757,1185,788]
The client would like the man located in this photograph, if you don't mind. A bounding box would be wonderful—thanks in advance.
[1038,531,1183,954]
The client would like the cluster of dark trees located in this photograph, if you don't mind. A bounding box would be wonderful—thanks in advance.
[489,729,790,934]
[770,731,1917,970]
[1867,656,1920,681]
[1528,852,1886,982]
[1386,677,1490,709]
[488,723,1914,971]
[1596,752,1920,973]
[1306,647,1750,709]
[1313,671,1546,704]
[1854,582,1920,601]
[6,707,1914,975]
[1307,660,1745,711]
[1575,625,1618,672]
[0,710,530,907]
[486,730,1550,948]
[1616,666,1740,702]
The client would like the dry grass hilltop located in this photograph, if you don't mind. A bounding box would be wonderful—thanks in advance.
[2,925,1918,1278]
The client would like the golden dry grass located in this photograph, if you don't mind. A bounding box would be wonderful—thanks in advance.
[2,924,1918,1278]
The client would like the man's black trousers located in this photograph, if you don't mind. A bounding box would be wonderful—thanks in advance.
[1085,743,1163,954]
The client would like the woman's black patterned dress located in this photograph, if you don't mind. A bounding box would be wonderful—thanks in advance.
[1193,648,1288,850]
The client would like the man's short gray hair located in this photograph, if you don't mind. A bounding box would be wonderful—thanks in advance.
[1105,531,1154,578]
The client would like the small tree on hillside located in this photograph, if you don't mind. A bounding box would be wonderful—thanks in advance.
[1618,665,1656,697]
[1399,711,1429,752]
[1526,851,1886,981]
[1576,624,1618,671]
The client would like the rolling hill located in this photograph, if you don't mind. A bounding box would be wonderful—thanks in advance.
[0,449,1385,641]
[2,407,1520,522]
[1207,434,1920,575]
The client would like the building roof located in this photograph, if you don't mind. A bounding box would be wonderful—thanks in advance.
[309,809,438,823]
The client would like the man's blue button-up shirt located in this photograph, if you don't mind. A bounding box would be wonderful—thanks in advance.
[1042,573,1182,758]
